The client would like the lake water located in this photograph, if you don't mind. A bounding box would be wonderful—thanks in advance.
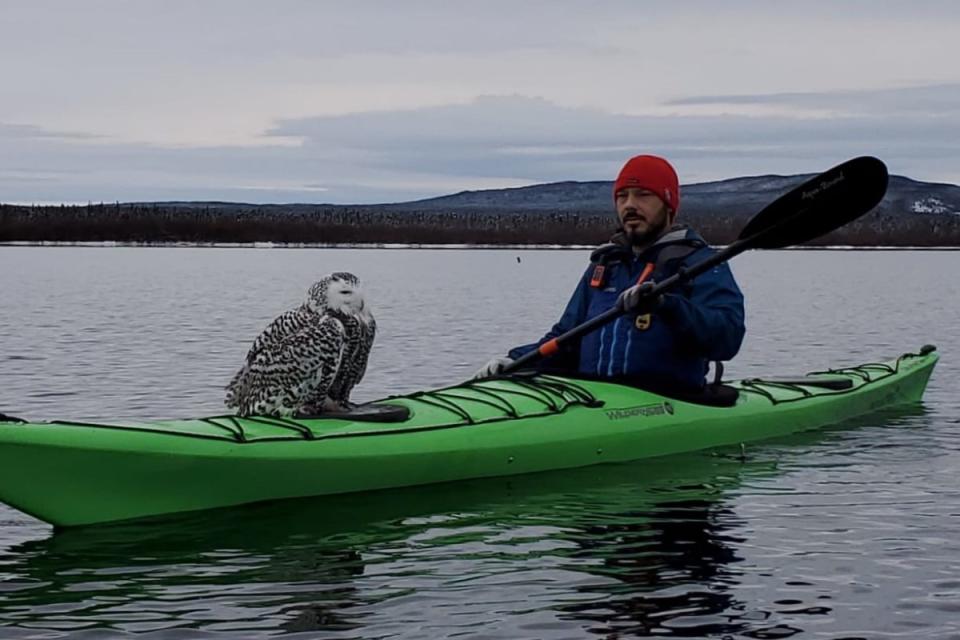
[0,246,958,639]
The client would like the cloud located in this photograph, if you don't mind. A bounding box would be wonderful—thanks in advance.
[2,84,958,205]
[666,83,960,117]
[6,1,960,149]
[0,123,103,141]
[264,90,960,181]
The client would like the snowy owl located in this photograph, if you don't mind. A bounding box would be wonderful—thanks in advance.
[224,272,376,417]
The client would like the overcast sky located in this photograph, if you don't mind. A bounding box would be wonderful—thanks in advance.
[1,0,958,204]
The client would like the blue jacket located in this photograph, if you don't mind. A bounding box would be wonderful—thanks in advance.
[508,226,745,391]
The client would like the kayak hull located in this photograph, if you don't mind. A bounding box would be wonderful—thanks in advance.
[0,347,938,527]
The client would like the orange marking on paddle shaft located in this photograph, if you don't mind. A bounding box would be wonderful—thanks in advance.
[637,262,655,285]
[538,339,560,357]
[543,261,655,358]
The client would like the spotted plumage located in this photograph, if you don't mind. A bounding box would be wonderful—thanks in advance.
[224,273,376,417]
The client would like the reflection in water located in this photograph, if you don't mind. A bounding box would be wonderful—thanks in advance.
[1,449,769,637]
[560,499,746,638]
[0,405,938,638]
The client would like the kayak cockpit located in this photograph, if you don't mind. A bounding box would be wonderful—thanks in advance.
[742,377,853,391]
[295,402,411,423]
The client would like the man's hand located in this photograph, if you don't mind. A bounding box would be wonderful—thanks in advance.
[473,356,514,379]
[616,281,663,313]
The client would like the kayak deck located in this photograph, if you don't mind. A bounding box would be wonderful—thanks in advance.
[0,346,939,528]
[36,375,605,443]
[22,346,935,442]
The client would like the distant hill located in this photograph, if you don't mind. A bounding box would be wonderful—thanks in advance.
[378,174,960,218]
[3,173,960,246]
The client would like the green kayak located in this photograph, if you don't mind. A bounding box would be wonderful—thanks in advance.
[0,346,938,528]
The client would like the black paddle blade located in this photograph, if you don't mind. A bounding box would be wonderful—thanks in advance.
[737,156,889,249]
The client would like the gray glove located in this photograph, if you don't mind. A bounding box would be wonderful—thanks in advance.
[473,356,514,379]
[617,281,663,313]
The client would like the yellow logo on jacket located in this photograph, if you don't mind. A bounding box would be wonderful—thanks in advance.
[635,313,652,331]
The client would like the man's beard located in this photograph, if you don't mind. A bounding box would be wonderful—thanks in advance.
[623,215,669,248]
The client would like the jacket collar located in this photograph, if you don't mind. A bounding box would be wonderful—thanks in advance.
[591,225,705,265]
[610,224,701,253]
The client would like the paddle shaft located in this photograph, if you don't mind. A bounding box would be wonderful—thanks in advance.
[501,207,801,374]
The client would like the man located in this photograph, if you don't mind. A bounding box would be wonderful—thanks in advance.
[474,154,745,392]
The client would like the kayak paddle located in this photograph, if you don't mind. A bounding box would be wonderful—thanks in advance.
[502,155,889,374]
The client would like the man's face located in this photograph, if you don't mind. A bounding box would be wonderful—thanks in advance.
[615,187,672,246]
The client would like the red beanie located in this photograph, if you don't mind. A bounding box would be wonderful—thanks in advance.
[613,154,680,214]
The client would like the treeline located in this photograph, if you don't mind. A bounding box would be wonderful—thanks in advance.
[0,203,616,244]
[2,202,959,246]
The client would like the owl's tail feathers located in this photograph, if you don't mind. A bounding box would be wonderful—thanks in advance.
[224,365,252,410]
